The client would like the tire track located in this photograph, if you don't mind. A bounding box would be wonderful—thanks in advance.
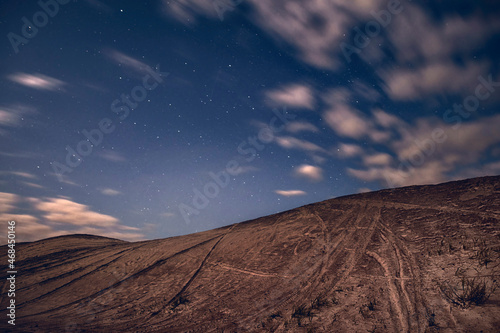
[327,205,380,291]
[21,233,225,318]
[210,262,289,278]
[366,250,407,333]
[379,221,438,332]
[16,246,140,309]
[346,198,500,220]
[157,223,240,315]
[237,205,361,328]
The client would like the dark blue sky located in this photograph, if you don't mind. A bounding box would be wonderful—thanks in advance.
[1,0,500,243]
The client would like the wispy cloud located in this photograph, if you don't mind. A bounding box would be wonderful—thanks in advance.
[99,150,126,162]
[227,165,259,176]
[0,109,19,127]
[266,84,315,109]
[337,143,364,158]
[286,121,319,133]
[274,189,307,197]
[0,192,18,213]
[8,73,65,91]
[10,171,36,179]
[104,49,152,74]
[21,181,44,189]
[100,188,122,196]
[161,0,220,25]
[0,105,37,135]
[275,136,325,153]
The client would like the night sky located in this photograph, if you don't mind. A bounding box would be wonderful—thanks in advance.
[1,0,500,243]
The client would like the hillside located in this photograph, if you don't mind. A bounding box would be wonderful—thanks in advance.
[1,176,500,332]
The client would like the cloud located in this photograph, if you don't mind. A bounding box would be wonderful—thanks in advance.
[0,194,145,244]
[347,160,451,188]
[161,0,220,25]
[351,81,380,102]
[32,197,119,227]
[0,214,63,243]
[378,5,500,100]
[0,192,18,213]
[274,190,307,197]
[286,121,319,133]
[363,153,392,166]
[337,143,364,158]
[381,61,488,100]
[99,150,126,162]
[295,164,323,182]
[100,188,122,196]
[323,89,390,142]
[372,109,404,129]
[83,0,114,13]
[0,109,19,127]
[324,106,370,139]
[159,0,389,68]
[21,182,44,189]
[345,114,500,188]
[0,171,37,179]
[388,5,500,65]
[248,0,385,68]
[8,73,65,91]
[104,49,153,75]
[0,105,37,135]
[275,136,325,153]
[266,84,315,109]
[228,165,259,176]
[457,161,500,180]
[11,171,36,179]
[394,115,500,165]
[0,151,40,159]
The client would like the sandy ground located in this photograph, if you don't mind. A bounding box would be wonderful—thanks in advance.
[1,175,499,332]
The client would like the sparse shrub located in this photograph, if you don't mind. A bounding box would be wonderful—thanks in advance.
[311,294,330,309]
[359,298,377,318]
[367,299,376,311]
[426,310,437,327]
[170,295,189,309]
[359,306,368,318]
[269,311,282,319]
[471,240,494,267]
[439,275,496,308]
[291,304,313,326]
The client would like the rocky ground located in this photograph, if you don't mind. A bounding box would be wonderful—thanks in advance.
[1,175,499,332]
